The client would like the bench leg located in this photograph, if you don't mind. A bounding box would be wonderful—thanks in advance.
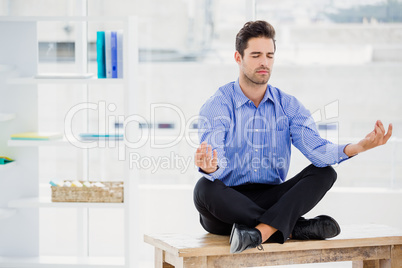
[352,245,401,268]
[154,248,208,268]
[352,259,393,268]
[391,245,401,268]
[352,260,382,268]
[155,248,174,268]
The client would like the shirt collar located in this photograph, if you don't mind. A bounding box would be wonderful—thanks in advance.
[233,79,274,108]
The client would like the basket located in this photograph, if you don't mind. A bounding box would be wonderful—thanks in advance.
[51,181,124,203]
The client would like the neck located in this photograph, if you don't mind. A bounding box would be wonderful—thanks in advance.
[238,75,267,107]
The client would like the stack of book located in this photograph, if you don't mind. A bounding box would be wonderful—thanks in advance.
[97,31,123,79]
[10,132,63,141]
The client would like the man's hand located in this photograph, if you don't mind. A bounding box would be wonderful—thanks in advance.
[195,141,218,174]
[344,120,393,157]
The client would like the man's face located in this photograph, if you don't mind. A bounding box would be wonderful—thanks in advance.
[235,37,275,85]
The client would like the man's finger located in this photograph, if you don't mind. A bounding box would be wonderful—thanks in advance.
[377,120,385,134]
[211,150,218,165]
[374,125,384,144]
[212,149,218,159]
[200,142,206,151]
[383,123,393,144]
[206,145,212,162]
[194,152,204,163]
[374,124,383,137]
[196,145,202,153]
[195,151,204,160]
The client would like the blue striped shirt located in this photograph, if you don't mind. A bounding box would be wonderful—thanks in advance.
[198,79,350,186]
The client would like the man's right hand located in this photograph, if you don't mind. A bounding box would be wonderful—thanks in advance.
[195,141,218,174]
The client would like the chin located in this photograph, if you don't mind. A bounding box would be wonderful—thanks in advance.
[256,79,269,85]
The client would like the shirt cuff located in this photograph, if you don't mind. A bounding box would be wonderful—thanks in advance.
[337,144,351,164]
[198,166,223,181]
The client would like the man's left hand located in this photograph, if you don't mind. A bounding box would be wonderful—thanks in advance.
[344,120,393,157]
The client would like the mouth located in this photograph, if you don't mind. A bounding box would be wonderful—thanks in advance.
[256,69,269,74]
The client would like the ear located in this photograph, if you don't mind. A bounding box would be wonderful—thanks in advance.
[234,51,242,65]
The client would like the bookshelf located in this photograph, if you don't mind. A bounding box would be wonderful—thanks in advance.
[0,15,140,267]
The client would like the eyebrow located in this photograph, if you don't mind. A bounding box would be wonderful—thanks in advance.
[250,51,275,55]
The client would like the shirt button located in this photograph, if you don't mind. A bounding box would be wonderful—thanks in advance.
[340,157,343,160]
[256,129,259,132]
[254,169,257,172]
[255,149,258,152]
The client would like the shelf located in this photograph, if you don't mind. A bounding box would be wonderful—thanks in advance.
[0,208,17,220]
[0,16,131,22]
[8,138,73,147]
[8,197,125,209]
[0,256,124,268]
[7,138,124,148]
[7,135,190,147]
[0,161,16,170]
[8,77,124,85]
[0,113,16,122]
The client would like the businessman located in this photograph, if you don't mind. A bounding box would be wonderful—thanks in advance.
[193,20,393,254]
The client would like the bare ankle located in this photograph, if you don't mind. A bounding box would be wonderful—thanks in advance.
[255,223,278,242]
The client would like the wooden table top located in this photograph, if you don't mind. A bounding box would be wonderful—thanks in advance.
[144,224,402,257]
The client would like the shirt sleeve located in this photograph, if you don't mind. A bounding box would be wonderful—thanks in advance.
[197,96,231,181]
[283,95,350,167]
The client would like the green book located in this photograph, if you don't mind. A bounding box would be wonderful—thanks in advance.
[0,156,14,165]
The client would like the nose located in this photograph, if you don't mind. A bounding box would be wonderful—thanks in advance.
[260,57,269,67]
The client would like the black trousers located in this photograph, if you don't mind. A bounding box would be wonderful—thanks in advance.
[193,164,337,243]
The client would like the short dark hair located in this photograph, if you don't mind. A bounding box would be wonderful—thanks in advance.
[235,20,276,57]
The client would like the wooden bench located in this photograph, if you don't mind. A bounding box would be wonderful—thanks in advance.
[144,224,402,268]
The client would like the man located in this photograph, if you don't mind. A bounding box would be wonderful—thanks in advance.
[193,20,392,254]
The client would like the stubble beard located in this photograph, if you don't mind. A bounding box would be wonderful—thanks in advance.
[243,70,270,86]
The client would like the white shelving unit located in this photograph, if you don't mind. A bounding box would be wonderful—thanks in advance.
[0,15,140,268]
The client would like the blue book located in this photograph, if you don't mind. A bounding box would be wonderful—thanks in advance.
[105,31,112,78]
[111,31,118,78]
[79,133,123,140]
[117,30,123,78]
[96,31,106,79]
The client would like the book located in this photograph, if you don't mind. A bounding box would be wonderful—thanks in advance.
[79,133,123,141]
[117,30,123,78]
[96,31,106,79]
[111,31,118,78]
[105,30,112,78]
[0,156,14,165]
[10,132,63,140]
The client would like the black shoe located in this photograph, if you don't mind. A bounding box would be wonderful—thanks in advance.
[229,223,263,254]
[292,215,341,240]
